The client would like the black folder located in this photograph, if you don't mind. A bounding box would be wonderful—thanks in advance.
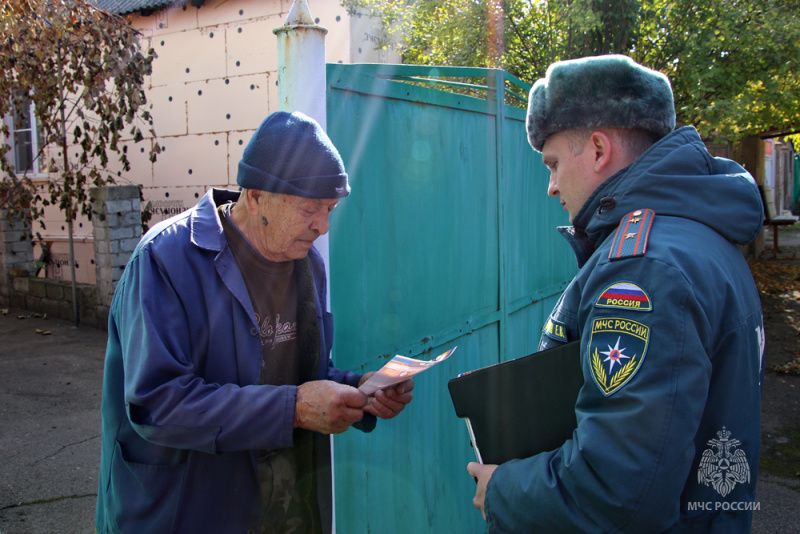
[448,341,583,465]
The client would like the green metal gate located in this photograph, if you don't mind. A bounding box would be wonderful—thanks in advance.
[326,64,576,533]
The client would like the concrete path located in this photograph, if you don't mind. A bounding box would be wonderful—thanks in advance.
[0,310,104,534]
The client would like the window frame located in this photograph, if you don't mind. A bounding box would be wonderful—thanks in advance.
[6,100,47,178]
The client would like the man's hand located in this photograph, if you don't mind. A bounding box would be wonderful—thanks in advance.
[359,373,414,419]
[294,380,367,434]
[467,462,498,521]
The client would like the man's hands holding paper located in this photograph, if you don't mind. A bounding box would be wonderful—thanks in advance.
[467,462,498,521]
[293,377,414,435]
[294,380,368,434]
[359,373,414,419]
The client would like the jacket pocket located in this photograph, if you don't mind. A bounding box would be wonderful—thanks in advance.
[108,440,187,533]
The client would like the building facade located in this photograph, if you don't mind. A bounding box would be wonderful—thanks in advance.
[4,0,398,284]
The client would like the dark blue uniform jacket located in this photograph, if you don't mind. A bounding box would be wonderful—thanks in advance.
[486,127,765,533]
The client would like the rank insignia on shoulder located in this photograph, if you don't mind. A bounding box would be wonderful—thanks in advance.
[542,317,568,342]
[595,282,652,312]
[608,209,655,261]
[588,316,649,396]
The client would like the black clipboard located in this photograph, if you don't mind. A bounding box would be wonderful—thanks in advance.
[448,341,583,465]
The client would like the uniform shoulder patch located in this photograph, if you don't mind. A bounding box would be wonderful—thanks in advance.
[595,282,652,312]
[542,316,568,342]
[588,316,650,396]
[608,209,655,261]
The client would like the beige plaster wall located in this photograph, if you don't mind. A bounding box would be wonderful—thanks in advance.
[31,0,399,282]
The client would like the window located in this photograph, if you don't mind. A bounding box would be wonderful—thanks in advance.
[9,101,44,175]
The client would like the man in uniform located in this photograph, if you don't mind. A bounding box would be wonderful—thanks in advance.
[469,55,764,533]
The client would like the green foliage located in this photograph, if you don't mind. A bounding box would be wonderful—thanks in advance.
[0,0,159,227]
[343,0,800,141]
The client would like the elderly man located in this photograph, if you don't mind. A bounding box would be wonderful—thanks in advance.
[469,55,764,533]
[96,111,413,534]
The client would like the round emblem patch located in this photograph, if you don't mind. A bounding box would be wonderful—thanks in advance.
[588,316,650,396]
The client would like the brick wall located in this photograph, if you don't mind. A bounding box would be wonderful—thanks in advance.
[91,185,142,311]
[5,273,107,329]
[0,209,35,305]
[1,185,142,330]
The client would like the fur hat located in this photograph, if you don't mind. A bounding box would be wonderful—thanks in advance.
[526,55,676,152]
[237,111,350,199]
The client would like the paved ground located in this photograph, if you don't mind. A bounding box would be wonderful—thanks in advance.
[0,226,798,533]
[0,310,105,534]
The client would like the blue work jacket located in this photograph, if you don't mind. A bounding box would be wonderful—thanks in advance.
[486,127,765,533]
[95,188,371,533]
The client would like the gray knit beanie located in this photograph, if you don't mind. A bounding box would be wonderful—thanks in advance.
[526,55,676,152]
[237,111,350,199]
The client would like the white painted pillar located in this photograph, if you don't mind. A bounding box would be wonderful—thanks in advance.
[273,0,332,309]
[273,4,338,532]
[274,0,329,126]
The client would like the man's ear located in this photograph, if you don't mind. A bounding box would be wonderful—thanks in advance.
[589,131,614,174]
[242,189,264,215]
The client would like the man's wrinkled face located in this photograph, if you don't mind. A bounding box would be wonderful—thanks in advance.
[257,193,339,262]
[540,131,597,223]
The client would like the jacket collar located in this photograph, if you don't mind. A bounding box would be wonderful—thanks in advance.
[190,188,241,252]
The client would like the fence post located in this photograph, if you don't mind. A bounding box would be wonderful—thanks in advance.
[0,210,34,306]
[91,185,142,315]
[273,0,328,126]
